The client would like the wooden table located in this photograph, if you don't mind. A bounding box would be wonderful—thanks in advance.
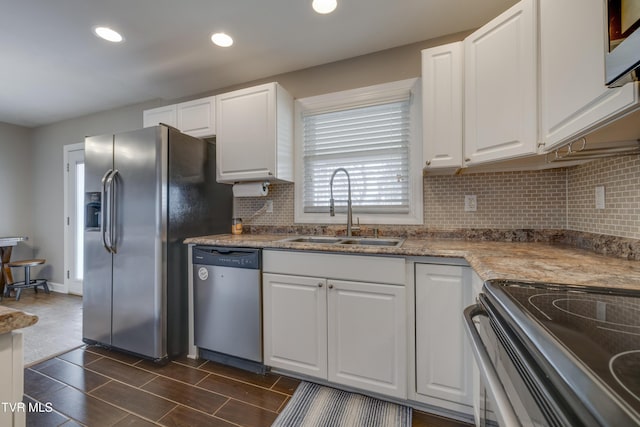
[0,237,26,295]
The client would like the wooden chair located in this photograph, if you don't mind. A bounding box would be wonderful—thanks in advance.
[3,259,49,301]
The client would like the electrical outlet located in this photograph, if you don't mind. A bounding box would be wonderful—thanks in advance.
[464,195,477,212]
[595,186,605,210]
[266,199,274,213]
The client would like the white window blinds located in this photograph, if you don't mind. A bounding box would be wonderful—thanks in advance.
[302,98,411,214]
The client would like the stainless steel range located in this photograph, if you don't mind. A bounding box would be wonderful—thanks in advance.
[465,280,640,426]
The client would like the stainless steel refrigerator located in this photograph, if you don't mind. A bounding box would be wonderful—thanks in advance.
[83,125,232,361]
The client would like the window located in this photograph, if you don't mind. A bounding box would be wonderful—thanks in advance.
[294,79,423,225]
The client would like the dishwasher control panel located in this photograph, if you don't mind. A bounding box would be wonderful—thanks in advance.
[192,246,261,269]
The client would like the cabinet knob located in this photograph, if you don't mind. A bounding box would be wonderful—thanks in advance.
[318,282,323,288]
[426,160,431,166]
[465,158,471,162]
[328,284,334,289]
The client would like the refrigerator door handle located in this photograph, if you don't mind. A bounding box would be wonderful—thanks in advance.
[107,169,119,254]
[101,169,114,253]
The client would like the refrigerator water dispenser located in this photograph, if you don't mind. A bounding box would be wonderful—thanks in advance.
[85,192,101,230]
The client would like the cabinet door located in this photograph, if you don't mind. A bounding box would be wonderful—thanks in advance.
[143,105,177,128]
[262,273,327,378]
[539,0,638,150]
[327,279,407,398]
[0,332,25,427]
[464,0,537,165]
[216,83,277,182]
[177,96,216,138]
[415,264,473,406]
[422,42,463,170]
[470,270,484,427]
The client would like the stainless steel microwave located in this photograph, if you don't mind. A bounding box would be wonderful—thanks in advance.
[606,0,640,87]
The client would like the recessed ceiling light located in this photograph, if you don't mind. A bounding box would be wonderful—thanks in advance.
[211,32,233,47]
[93,26,124,43]
[312,0,337,14]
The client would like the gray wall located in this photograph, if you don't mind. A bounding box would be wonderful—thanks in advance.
[0,122,34,263]
[176,33,470,102]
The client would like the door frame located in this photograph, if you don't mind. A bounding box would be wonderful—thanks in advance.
[63,142,85,295]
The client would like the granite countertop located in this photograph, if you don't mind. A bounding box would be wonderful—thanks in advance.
[0,236,25,247]
[0,306,38,334]
[185,234,640,291]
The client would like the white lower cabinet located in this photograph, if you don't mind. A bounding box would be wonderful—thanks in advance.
[262,273,327,378]
[470,270,485,427]
[263,251,407,399]
[327,279,406,397]
[0,331,25,427]
[414,263,474,413]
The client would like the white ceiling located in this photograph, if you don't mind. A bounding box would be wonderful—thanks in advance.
[1,0,517,128]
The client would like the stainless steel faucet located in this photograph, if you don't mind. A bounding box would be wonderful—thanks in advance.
[329,168,357,237]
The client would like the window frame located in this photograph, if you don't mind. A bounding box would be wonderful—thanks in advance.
[294,78,423,225]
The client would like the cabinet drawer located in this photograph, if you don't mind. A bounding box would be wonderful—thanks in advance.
[263,250,405,285]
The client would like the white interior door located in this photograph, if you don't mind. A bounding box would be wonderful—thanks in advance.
[64,144,85,295]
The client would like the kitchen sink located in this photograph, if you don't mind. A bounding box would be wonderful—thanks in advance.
[339,238,404,247]
[281,236,344,244]
[279,236,404,247]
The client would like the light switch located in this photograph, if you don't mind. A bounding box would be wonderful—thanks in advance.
[464,195,477,212]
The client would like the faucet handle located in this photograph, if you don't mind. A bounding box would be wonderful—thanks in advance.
[352,217,361,235]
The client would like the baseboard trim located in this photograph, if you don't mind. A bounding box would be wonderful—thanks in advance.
[48,282,67,294]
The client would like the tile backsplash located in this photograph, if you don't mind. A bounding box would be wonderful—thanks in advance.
[568,155,640,240]
[233,155,640,240]
[424,169,566,229]
[234,183,295,226]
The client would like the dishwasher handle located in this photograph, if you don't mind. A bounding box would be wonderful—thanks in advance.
[192,246,261,269]
[196,248,252,257]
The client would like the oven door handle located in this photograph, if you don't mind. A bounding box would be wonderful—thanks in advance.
[464,303,521,427]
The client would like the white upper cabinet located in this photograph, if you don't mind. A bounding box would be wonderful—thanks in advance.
[464,0,538,165]
[143,96,216,138]
[216,82,294,183]
[422,42,464,170]
[143,105,177,129]
[539,0,639,151]
[176,96,216,138]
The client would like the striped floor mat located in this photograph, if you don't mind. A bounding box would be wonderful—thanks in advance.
[272,382,412,427]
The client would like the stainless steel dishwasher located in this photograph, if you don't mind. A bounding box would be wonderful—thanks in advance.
[192,246,262,363]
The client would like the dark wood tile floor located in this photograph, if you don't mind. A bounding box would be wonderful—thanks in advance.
[24,346,472,427]
[25,346,291,427]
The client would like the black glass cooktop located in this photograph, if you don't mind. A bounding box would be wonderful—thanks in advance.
[485,280,640,420]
